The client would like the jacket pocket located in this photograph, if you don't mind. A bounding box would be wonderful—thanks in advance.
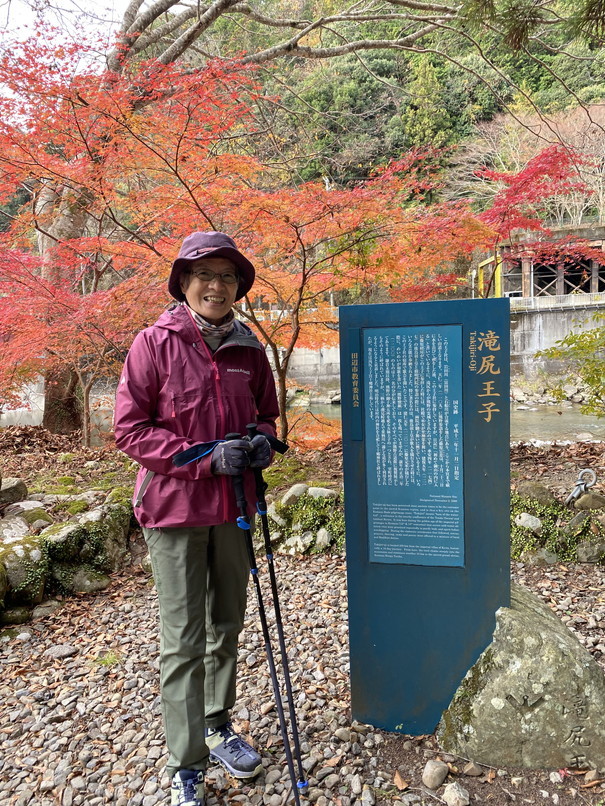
[134,469,155,507]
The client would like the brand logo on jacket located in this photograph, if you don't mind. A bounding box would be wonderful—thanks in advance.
[227,368,251,375]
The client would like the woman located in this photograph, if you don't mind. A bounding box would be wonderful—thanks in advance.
[114,231,279,806]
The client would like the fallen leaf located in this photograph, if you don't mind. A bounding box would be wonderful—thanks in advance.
[325,754,342,767]
[581,780,604,788]
[393,771,409,791]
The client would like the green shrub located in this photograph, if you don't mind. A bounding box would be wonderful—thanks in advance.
[510,493,605,562]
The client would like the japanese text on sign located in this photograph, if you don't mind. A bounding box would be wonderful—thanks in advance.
[469,329,503,422]
[364,326,464,567]
[366,330,461,488]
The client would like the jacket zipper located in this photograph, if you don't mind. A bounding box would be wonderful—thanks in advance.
[195,337,231,524]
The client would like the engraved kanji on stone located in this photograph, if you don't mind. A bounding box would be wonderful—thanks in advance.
[565,726,591,747]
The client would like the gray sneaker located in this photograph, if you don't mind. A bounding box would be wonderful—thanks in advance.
[206,722,262,779]
[171,770,205,806]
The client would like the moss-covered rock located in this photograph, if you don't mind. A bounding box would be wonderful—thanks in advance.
[50,563,111,594]
[516,481,556,506]
[0,533,48,606]
[438,583,605,772]
[105,486,133,507]
[0,607,33,625]
[0,562,8,605]
[77,503,130,572]
[510,492,605,563]
[41,522,87,564]
[266,489,345,554]
[19,508,53,527]
[0,478,28,508]
[40,503,128,568]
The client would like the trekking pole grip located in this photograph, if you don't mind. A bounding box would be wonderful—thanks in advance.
[224,432,248,514]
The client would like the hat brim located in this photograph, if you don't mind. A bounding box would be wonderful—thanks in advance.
[168,246,255,302]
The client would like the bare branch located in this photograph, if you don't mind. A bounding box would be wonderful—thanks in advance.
[242,26,442,65]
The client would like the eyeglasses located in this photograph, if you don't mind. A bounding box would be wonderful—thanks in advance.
[188,268,239,285]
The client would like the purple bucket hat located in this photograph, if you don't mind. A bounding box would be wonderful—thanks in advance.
[168,231,255,302]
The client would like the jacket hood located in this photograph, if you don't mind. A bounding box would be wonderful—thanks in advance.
[153,304,263,350]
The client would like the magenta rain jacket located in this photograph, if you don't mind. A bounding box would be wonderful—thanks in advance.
[114,304,279,529]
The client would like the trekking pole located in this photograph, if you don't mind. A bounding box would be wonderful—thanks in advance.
[225,433,302,806]
[247,423,308,794]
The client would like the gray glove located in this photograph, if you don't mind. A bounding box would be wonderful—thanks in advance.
[211,439,252,475]
[249,433,271,469]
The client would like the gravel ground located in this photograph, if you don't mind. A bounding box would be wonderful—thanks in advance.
[2,539,605,806]
[2,429,605,806]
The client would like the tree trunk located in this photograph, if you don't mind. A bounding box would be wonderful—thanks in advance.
[274,360,289,441]
[36,183,92,433]
[81,379,93,448]
[42,367,81,434]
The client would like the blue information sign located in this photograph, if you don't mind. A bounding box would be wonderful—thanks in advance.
[340,299,510,735]
[364,326,464,566]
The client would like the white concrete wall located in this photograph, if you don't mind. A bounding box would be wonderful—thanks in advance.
[510,305,602,378]
[280,346,342,391]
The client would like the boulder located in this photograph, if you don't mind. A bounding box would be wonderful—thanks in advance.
[516,482,556,506]
[576,540,605,563]
[281,484,309,507]
[575,492,605,510]
[525,547,559,566]
[307,487,338,499]
[77,504,130,571]
[50,564,111,594]
[41,501,130,573]
[0,533,47,606]
[40,522,85,563]
[514,513,542,535]
[438,583,605,772]
[0,478,28,509]
[0,606,33,625]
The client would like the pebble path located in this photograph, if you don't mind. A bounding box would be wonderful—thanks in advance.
[1,554,366,806]
[3,554,605,806]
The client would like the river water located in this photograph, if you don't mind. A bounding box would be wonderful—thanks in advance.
[287,401,605,443]
[2,397,605,443]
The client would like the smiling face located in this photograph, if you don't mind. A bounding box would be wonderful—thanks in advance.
[179,257,239,323]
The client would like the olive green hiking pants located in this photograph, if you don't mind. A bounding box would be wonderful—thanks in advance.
[143,523,250,779]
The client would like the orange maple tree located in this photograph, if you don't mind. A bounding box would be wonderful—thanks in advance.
[0,32,494,443]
